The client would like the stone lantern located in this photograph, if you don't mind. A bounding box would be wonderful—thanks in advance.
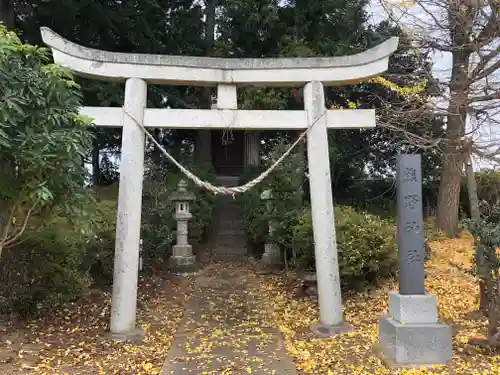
[260,189,282,268]
[168,179,198,275]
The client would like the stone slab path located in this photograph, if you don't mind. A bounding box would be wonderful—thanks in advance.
[161,263,297,375]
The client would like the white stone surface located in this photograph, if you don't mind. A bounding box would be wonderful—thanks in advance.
[81,107,123,126]
[177,221,189,245]
[388,291,438,324]
[379,314,452,365]
[41,27,398,86]
[81,107,376,130]
[217,84,237,109]
[172,244,193,258]
[110,78,147,335]
[304,81,343,326]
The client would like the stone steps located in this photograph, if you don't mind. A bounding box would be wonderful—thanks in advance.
[211,253,248,262]
[211,176,248,262]
[218,228,245,236]
[214,217,245,230]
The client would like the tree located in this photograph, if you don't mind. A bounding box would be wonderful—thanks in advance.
[0,0,14,30]
[13,0,206,184]
[0,25,93,257]
[378,0,500,236]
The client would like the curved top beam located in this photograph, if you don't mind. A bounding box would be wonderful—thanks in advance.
[41,27,398,87]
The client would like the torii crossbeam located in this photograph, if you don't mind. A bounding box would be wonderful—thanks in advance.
[41,27,398,339]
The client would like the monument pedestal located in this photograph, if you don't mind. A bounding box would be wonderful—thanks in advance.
[377,292,452,366]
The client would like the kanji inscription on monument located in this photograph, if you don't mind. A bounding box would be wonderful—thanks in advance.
[396,154,425,295]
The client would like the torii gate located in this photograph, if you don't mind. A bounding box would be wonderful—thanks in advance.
[41,27,398,339]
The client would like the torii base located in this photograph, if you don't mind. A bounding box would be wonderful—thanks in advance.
[105,328,146,343]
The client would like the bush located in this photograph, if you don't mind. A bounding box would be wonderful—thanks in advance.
[79,199,116,285]
[291,205,397,289]
[0,160,218,317]
[0,225,91,316]
[239,139,397,288]
[464,218,500,346]
[0,195,118,315]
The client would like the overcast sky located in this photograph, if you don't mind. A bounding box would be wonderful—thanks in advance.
[367,0,499,169]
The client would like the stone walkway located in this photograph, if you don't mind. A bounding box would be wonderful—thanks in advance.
[161,263,297,375]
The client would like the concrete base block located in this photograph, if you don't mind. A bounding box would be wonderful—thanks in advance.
[169,255,198,276]
[105,328,146,343]
[388,291,438,324]
[378,314,452,366]
[310,322,354,338]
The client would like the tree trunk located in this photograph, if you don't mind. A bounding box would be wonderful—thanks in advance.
[436,34,471,236]
[91,139,100,186]
[0,0,14,30]
[466,154,480,221]
[436,124,464,237]
[0,157,15,259]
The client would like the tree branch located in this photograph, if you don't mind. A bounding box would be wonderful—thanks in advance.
[471,54,500,83]
[4,201,38,248]
[469,89,500,103]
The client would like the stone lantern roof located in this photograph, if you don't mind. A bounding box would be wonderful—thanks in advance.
[260,189,273,200]
[170,179,196,202]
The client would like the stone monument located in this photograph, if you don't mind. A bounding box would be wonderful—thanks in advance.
[377,154,452,366]
[169,180,198,275]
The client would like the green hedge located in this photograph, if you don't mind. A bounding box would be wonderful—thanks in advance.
[238,138,397,289]
[291,206,397,289]
[238,139,304,257]
[0,222,93,316]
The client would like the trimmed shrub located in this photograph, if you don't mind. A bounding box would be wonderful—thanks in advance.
[0,196,119,315]
[291,205,397,289]
[0,226,91,316]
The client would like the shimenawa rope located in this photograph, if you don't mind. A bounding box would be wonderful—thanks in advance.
[123,108,325,197]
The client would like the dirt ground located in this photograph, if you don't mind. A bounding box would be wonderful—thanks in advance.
[0,270,193,375]
[1,233,499,375]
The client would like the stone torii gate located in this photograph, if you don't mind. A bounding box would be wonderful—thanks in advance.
[41,27,398,339]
